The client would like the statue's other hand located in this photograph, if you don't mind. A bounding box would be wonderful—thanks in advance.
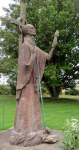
[54,30,59,37]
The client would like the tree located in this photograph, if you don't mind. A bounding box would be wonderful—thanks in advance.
[0,0,79,97]
[37,0,79,97]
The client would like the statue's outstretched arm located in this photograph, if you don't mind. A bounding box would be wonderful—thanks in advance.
[46,30,59,61]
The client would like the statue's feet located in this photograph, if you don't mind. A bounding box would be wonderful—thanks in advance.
[9,127,58,147]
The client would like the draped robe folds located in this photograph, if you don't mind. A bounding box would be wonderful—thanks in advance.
[14,38,47,133]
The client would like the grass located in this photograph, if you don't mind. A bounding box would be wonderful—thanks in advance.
[41,100,79,130]
[43,93,79,99]
[0,95,16,131]
[0,95,79,131]
[59,93,79,99]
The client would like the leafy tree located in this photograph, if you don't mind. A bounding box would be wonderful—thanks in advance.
[0,0,79,97]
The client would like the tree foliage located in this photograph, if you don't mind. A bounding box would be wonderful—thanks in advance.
[0,0,79,97]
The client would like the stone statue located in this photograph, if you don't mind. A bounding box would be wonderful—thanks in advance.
[9,1,59,147]
[9,23,59,147]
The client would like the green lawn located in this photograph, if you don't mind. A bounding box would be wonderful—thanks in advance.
[59,93,79,99]
[43,93,79,99]
[0,96,16,131]
[41,100,79,130]
[0,95,79,131]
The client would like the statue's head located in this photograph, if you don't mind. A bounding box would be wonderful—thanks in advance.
[23,24,36,36]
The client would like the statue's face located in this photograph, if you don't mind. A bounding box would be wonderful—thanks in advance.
[26,24,36,36]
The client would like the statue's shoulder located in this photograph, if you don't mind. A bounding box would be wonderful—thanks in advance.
[36,46,46,54]
[36,46,42,51]
[22,41,30,46]
[21,41,30,50]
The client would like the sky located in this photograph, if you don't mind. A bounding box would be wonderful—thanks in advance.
[0,0,15,26]
[0,0,15,16]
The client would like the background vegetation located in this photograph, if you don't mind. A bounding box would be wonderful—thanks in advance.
[0,0,79,98]
[0,85,11,95]
[65,88,79,95]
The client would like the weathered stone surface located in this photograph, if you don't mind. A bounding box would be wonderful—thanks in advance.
[9,127,53,147]
[0,128,64,150]
[24,131,42,147]
[9,129,25,145]
[42,134,58,144]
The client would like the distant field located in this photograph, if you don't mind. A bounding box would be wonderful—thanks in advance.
[43,93,79,99]
[59,93,79,99]
[0,95,79,131]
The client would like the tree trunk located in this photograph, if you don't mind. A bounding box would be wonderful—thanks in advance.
[42,77,60,98]
[47,85,60,98]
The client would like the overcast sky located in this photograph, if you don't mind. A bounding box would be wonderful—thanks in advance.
[0,0,15,16]
[0,0,16,26]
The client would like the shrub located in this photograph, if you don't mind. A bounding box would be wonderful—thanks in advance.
[65,90,70,95]
[69,89,76,95]
[60,118,79,150]
[65,88,79,95]
[0,84,11,95]
[41,86,47,93]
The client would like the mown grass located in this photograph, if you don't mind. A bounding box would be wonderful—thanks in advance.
[43,93,79,99]
[41,100,79,130]
[0,95,79,131]
[0,96,16,131]
[59,93,79,99]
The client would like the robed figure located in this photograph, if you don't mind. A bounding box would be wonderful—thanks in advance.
[9,24,59,147]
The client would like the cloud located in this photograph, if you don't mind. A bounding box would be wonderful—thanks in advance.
[0,0,15,16]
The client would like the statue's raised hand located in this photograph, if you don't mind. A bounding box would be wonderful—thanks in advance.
[52,30,59,48]
[54,30,59,37]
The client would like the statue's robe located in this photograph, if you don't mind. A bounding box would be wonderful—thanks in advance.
[14,37,47,133]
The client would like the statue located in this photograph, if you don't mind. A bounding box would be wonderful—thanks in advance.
[9,2,59,147]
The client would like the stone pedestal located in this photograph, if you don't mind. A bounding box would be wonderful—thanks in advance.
[9,127,58,147]
[0,128,64,150]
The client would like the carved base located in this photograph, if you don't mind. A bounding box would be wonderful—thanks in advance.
[9,127,55,147]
